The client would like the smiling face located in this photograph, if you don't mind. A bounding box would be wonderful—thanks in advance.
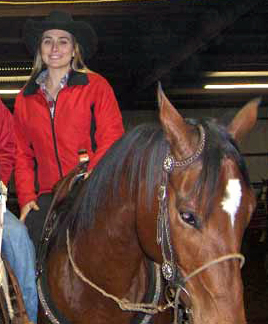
[41,29,74,72]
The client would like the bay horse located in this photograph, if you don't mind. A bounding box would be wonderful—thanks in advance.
[37,86,259,324]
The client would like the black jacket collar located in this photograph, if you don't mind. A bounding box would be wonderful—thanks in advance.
[23,70,89,96]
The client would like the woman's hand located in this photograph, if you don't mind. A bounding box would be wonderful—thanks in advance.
[84,169,92,179]
[20,200,39,222]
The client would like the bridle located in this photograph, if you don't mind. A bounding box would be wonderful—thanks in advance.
[156,124,244,323]
[65,123,245,324]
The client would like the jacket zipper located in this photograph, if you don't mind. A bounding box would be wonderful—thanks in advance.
[48,95,63,179]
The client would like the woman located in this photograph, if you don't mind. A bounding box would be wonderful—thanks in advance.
[14,10,124,248]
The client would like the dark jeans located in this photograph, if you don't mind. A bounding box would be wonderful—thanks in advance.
[25,193,53,250]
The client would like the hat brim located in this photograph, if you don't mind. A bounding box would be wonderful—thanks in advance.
[23,19,98,59]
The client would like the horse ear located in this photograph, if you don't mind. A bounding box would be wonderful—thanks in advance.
[227,97,260,142]
[157,82,194,157]
[157,82,184,127]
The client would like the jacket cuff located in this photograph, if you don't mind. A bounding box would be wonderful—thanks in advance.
[18,193,37,209]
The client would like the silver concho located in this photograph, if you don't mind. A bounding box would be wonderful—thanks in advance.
[162,261,175,281]
[163,154,175,173]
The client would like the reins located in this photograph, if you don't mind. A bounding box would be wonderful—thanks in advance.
[66,229,170,315]
[66,229,245,318]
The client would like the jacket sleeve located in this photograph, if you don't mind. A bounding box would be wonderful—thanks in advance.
[13,93,37,207]
[88,76,125,170]
[0,99,16,186]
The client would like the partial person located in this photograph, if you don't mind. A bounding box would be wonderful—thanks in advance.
[14,10,124,249]
[0,98,37,323]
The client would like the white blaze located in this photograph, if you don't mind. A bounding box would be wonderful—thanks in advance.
[221,179,242,227]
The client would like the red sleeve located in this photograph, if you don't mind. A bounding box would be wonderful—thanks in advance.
[88,76,125,170]
[0,99,15,186]
[13,93,37,207]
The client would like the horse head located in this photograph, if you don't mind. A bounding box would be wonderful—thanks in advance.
[149,85,259,323]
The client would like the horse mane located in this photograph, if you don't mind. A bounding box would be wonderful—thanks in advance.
[53,117,251,246]
[53,123,167,245]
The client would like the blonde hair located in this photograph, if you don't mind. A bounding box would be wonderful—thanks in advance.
[26,34,91,86]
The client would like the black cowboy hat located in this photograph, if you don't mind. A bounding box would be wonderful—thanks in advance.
[23,10,98,59]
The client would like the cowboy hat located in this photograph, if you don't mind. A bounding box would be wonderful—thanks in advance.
[23,10,98,59]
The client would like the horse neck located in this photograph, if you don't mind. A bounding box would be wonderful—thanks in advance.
[71,203,150,295]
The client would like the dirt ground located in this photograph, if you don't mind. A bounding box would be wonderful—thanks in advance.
[243,230,268,324]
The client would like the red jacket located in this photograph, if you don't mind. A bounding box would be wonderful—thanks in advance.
[0,99,15,186]
[14,70,124,207]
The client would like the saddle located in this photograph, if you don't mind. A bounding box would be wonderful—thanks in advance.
[52,160,89,209]
[36,160,89,275]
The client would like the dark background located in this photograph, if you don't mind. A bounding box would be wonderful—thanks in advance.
[0,1,267,322]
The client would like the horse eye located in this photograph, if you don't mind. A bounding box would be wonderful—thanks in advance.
[180,212,197,227]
